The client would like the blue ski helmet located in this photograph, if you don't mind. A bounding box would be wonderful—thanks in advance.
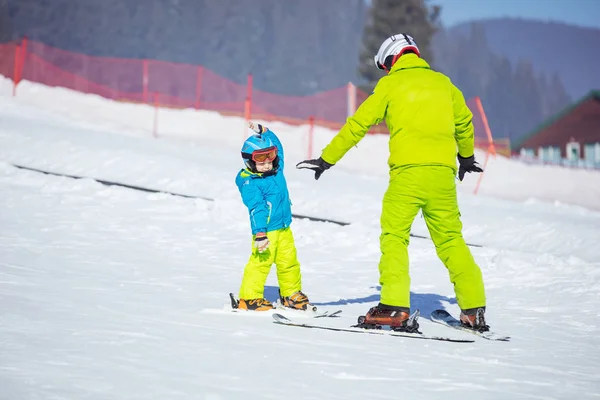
[241,134,279,173]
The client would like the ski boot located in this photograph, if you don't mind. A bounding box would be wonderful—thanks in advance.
[279,291,316,311]
[460,307,489,332]
[355,304,420,333]
[229,293,274,311]
[237,298,274,311]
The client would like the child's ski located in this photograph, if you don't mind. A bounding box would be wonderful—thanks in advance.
[430,309,510,341]
[227,293,342,318]
[272,313,475,343]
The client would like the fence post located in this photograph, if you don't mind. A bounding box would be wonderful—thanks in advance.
[346,82,356,117]
[12,36,27,97]
[307,116,315,159]
[245,73,253,120]
[153,92,159,138]
[195,66,203,110]
[474,96,496,156]
[12,43,20,97]
[142,60,149,103]
[472,96,495,195]
[21,36,28,69]
[243,73,253,137]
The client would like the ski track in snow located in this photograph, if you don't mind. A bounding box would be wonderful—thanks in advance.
[1,79,600,399]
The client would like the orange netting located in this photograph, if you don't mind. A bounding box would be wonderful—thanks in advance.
[2,38,507,157]
[0,42,18,80]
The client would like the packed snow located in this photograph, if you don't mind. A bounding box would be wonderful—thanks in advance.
[1,77,599,399]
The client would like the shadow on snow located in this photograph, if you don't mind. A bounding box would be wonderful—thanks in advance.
[264,285,457,319]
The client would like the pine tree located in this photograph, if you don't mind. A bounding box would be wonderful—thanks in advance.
[358,0,440,91]
[431,22,572,144]
[483,55,515,140]
[544,73,571,117]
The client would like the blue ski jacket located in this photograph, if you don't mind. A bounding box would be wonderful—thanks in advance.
[235,130,292,234]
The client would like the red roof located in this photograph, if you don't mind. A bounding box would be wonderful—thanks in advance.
[514,90,600,151]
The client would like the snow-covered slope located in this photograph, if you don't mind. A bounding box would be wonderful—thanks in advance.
[1,78,599,399]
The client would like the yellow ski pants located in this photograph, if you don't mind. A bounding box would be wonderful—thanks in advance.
[379,166,486,310]
[239,227,302,300]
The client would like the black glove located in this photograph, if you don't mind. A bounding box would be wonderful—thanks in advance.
[457,154,484,181]
[296,157,334,180]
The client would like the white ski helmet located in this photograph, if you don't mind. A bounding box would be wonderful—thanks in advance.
[374,33,420,70]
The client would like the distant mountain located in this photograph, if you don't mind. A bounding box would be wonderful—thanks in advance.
[447,18,600,100]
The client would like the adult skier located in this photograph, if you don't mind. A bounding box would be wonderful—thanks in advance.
[296,34,488,331]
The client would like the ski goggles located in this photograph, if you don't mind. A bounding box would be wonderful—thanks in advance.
[252,146,277,162]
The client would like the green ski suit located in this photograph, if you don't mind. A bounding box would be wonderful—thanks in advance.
[321,54,486,310]
[239,227,301,300]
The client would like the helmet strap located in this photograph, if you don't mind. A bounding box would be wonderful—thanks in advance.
[244,156,280,175]
[384,54,402,74]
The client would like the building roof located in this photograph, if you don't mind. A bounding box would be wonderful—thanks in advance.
[512,90,600,150]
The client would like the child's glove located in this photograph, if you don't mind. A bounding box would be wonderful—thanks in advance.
[457,154,484,181]
[254,232,270,253]
[296,157,334,180]
[249,121,267,135]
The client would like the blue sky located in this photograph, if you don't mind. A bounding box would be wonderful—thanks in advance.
[434,0,600,29]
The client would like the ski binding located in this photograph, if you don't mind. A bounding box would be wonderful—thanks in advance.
[272,312,474,343]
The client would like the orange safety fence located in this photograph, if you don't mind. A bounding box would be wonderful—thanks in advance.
[2,38,508,166]
[0,42,18,81]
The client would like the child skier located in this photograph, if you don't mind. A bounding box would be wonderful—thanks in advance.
[234,121,311,311]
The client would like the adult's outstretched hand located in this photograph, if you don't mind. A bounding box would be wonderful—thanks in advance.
[296,157,334,180]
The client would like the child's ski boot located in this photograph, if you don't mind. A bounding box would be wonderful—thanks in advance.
[279,291,316,311]
[238,298,274,311]
[230,293,274,311]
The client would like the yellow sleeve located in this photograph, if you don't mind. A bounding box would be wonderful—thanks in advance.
[321,81,388,164]
[451,83,475,157]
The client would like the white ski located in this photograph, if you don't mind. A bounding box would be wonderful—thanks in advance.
[272,313,475,343]
[224,293,342,318]
[430,309,510,341]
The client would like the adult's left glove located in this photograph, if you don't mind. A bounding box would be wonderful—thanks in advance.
[248,121,267,135]
[296,157,334,180]
[457,154,484,181]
